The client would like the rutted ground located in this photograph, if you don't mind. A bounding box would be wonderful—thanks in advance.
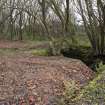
[0,41,94,105]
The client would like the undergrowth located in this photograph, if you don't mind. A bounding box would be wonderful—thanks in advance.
[55,63,105,105]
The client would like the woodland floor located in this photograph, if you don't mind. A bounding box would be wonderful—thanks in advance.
[0,40,94,105]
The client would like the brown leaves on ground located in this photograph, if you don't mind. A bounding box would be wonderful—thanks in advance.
[0,55,94,105]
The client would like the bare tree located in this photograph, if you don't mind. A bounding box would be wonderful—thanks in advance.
[77,0,105,56]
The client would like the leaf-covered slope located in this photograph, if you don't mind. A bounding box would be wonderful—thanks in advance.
[0,56,94,105]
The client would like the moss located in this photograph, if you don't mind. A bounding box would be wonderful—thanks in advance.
[63,80,79,99]
[55,64,105,105]
[73,65,105,104]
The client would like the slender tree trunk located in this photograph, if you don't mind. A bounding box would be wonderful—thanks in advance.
[18,11,23,40]
[65,0,70,33]
[39,0,49,35]
[9,0,14,40]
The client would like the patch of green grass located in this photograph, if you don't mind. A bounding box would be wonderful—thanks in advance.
[75,33,91,47]
[22,33,49,41]
[31,49,49,56]
[0,48,18,55]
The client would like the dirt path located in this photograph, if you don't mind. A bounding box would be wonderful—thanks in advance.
[0,40,49,49]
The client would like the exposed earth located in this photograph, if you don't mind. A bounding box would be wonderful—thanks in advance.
[0,41,94,105]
